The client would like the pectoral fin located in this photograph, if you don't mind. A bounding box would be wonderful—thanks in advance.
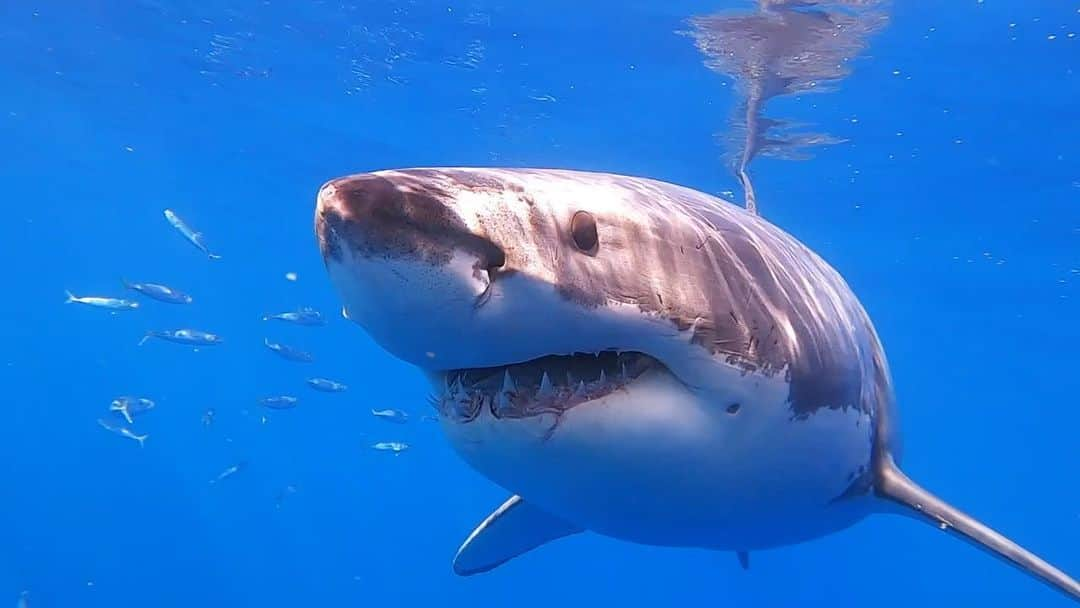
[453,495,582,576]
[876,455,1080,601]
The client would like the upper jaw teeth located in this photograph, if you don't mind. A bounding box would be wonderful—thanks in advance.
[501,369,517,393]
[433,351,654,420]
[538,372,553,396]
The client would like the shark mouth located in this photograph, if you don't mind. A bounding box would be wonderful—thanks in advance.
[432,350,661,424]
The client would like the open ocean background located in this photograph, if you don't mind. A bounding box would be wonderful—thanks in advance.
[1,1,1076,606]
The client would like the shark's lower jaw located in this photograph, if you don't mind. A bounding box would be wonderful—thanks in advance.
[433,350,662,424]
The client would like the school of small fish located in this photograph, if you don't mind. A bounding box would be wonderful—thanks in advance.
[68,209,417,496]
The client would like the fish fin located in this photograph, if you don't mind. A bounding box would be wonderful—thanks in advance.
[875,455,1080,601]
[134,433,147,448]
[121,277,132,289]
[138,333,152,346]
[110,405,133,425]
[64,290,76,303]
[736,550,750,570]
[453,495,582,576]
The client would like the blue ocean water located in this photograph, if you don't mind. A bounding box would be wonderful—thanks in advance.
[2,1,1077,606]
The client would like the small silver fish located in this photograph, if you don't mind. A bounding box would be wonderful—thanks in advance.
[306,377,348,392]
[275,483,298,509]
[372,441,409,454]
[210,461,246,485]
[263,338,314,363]
[262,307,325,326]
[110,396,155,424]
[97,417,148,447]
[371,408,409,424]
[139,329,223,347]
[259,395,298,409]
[164,208,221,260]
[122,279,193,304]
[201,408,216,427]
[65,290,139,310]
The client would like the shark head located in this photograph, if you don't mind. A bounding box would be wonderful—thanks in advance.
[315,168,765,426]
[316,168,703,371]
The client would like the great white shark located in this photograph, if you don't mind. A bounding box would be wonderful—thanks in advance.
[313,167,1079,601]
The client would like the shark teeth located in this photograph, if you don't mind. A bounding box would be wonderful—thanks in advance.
[571,380,587,399]
[438,350,657,422]
[538,372,553,396]
[501,369,517,394]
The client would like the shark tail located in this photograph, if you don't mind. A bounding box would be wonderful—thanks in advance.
[64,290,77,304]
[135,433,148,448]
[875,456,1080,601]
[138,333,152,347]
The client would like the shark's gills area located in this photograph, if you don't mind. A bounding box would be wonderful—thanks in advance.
[876,458,1080,602]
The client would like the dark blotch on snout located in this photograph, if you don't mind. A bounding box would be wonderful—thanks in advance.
[317,174,505,270]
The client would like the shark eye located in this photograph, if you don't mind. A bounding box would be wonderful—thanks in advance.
[570,211,598,252]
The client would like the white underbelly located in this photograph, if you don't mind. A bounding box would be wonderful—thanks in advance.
[441,367,875,550]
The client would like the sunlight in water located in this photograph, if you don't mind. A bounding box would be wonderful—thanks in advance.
[684,0,890,214]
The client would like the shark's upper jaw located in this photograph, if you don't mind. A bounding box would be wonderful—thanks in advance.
[432,350,664,423]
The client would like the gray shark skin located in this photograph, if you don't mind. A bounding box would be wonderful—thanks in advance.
[314,167,1079,601]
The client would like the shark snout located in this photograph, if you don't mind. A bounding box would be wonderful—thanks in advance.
[315,171,509,367]
[314,173,505,271]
